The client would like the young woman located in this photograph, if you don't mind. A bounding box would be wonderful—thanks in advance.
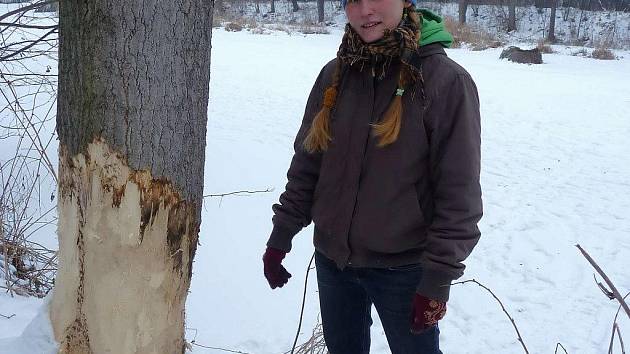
[263,0,482,352]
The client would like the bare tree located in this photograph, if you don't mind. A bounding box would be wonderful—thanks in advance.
[547,0,558,42]
[49,0,212,353]
[459,0,469,24]
[507,0,517,32]
[318,0,325,22]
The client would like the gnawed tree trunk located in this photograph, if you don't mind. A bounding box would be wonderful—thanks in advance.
[459,0,468,24]
[51,1,212,353]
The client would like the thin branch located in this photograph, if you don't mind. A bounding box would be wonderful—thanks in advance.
[610,292,630,354]
[555,342,568,354]
[0,23,58,30]
[0,0,58,23]
[576,244,630,319]
[452,279,530,354]
[0,28,57,62]
[203,188,274,198]
[615,323,626,354]
[291,252,316,354]
[596,274,616,300]
[190,342,252,354]
[0,312,15,319]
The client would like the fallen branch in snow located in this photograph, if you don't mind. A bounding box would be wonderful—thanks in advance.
[608,292,629,354]
[189,341,252,354]
[451,279,530,354]
[289,252,317,354]
[554,342,568,354]
[203,188,274,198]
[0,312,15,319]
[184,327,252,354]
[576,244,630,319]
[289,317,327,354]
[555,342,569,353]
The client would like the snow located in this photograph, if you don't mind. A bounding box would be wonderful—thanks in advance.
[1,12,630,354]
[0,293,56,354]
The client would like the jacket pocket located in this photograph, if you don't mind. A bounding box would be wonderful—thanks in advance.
[387,263,423,272]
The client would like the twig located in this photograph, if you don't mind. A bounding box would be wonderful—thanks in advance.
[615,323,626,354]
[203,188,274,198]
[0,23,58,30]
[576,244,630,319]
[596,274,615,300]
[190,341,252,353]
[609,292,630,354]
[0,0,57,23]
[0,28,58,62]
[290,252,316,354]
[555,342,569,354]
[452,279,530,354]
[0,313,15,319]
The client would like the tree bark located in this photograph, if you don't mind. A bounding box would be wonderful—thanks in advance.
[51,1,213,353]
[547,0,558,42]
[317,0,324,22]
[507,0,517,32]
[459,0,468,24]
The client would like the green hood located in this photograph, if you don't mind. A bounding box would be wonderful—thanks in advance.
[418,9,453,48]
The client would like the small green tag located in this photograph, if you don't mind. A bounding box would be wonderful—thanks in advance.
[395,88,405,96]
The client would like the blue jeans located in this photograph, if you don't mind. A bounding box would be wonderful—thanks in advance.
[315,252,442,354]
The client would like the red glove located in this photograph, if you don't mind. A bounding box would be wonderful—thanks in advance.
[263,247,292,289]
[411,293,447,334]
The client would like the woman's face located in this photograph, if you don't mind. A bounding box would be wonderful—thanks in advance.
[345,0,409,43]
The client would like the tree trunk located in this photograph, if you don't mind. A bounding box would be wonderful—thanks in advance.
[51,1,213,353]
[547,0,558,42]
[507,0,517,32]
[317,0,324,22]
[459,0,468,24]
[291,0,299,12]
[270,0,275,13]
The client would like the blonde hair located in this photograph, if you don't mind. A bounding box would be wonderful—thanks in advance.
[303,7,420,153]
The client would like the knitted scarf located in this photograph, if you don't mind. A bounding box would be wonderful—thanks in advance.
[337,9,423,81]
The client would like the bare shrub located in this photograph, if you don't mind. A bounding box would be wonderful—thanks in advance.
[537,40,555,54]
[297,24,330,35]
[289,318,327,354]
[1,0,59,298]
[591,47,616,60]
[444,16,502,50]
[571,48,589,57]
[225,21,244,32]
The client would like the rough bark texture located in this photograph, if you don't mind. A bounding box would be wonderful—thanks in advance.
[52,1,212,353]
[56,0,212,211]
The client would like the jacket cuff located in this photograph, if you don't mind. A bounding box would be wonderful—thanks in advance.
[416,267,453,302]
[266,223,299,253]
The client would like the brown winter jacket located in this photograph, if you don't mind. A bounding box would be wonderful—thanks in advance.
[267,43,482,302]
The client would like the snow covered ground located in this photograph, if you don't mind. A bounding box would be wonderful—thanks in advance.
[1,23,630,354]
